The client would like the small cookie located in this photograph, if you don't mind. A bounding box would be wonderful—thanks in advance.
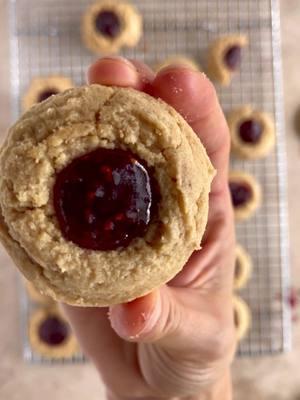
[28,308,78,359]
[22,76,73,111]
[228,106,276,159]
[25,280,54,306]
[229,171,261,221]
[207,34,248,86]
[155,56,200,72]
[233,296,251,341]
[234,244,252,290]
[0,85,215,306]
[81,0,142,55]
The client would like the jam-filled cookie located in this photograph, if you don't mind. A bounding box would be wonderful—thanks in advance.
[25,280,54,306]
[207,34,248,86]
[229,171,261,221]
[81,0,142,54]
[233,296,251,341]
[234,244,252,290]
[228,106,276,159]
[22,76,73,111]
[29,308,78,359]
[0,85,215,306]
[155,55,200,72]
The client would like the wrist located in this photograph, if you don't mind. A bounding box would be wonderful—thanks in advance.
[186,369,232,400]
[106,369,232,400]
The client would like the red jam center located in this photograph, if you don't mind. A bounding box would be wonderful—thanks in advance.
[38,316,68,346]
[229,181,252,208]
[38,89,59,103]
[53,148,157,251]
[239,119,263,144]
[95,10,121,38]
[224,45,242,70]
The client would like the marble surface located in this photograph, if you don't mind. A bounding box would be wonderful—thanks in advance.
[0,1,300,399]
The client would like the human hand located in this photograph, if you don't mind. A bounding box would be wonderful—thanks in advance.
[63,57,236,400]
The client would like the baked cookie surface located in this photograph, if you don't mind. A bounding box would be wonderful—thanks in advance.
[229,171,261,221]
[207,34,248,86]
[81,0,142,54]
[0,85,214,306]
[22,76,73,111]
[228,105,276,159]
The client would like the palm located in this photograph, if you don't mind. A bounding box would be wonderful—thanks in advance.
[63,58,235,400]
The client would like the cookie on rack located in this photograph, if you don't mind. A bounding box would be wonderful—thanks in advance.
[234,244,252,290]
[229,171,261,221]
[227,105,276,159]
[233,295,251,341]
[155,55,200,72]
[207,34,248,86]
[81,0,142,55]
[0,84,215,307]
[25,280,54,306]
[28,307,78,359]
[22,76,73,111]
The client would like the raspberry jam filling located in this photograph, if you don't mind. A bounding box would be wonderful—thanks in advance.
[224,45,242,70]
[38,89,59,103]
[239,119,263,144]
[53,148,158,251]
[38,316,69,346]
[229,181,252,208]
[94,10,121,38]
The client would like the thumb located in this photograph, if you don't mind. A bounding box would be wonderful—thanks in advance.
[109,285,234,361]
[109,286,179,344]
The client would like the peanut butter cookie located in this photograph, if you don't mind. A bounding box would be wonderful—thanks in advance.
[229,171,261,221]
[81,0,142,54]
[29,308,78,359]
[207,34,248,86]
[234,244,252,290]
[233,296,251,341]
[22,76,73,111]
[0,85,215,306]
[25,280,54,306]
[228,106,276,159]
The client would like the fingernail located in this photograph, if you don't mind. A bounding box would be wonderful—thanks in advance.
[98,56,136,70]
[135,295,162,337]
[158,63,199,75]
[110,292,161,340]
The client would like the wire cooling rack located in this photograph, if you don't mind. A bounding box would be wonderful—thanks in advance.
[7,0,290,359]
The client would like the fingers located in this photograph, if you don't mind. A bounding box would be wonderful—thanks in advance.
[129,59,156,86]
[169,190,235,289]
[109,286,235,396]
[109,291,161,341]
[87,58,230,193]
[61,305,112,363]
[109,286,234,355]
[152,67,230,194]
[61,303,150,396]
[87,57,154,91]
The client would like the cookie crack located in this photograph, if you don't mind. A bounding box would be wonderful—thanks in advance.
[94,91,118,128]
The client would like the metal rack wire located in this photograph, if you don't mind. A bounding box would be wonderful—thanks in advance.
[8,0,290,360]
